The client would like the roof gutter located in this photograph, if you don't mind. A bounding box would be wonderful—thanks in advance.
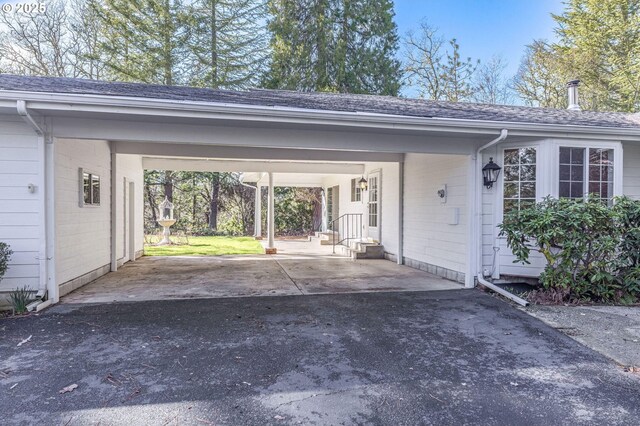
[2,91,640,140]
[16,100,49,302]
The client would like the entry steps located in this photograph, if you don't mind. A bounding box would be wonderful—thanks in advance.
[316,231,339,245]
[313,232,385,259]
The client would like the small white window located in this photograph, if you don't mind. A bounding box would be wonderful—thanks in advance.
[80,169,100,206]
[350,178,361,202]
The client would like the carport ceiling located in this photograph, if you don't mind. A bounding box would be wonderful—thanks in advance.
[142,157,365,174]
[116,141,403,163]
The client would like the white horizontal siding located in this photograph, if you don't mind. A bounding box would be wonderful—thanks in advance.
[623,142,640,199]
[55,138,112,285]
[0,114,41,292]
[116,154,144,260]
[365,162,399,255]
[403,153,468,274]
[321,162,399,255]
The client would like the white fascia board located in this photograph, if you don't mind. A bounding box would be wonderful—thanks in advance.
[142,157,365,174]
[1,91,640,140]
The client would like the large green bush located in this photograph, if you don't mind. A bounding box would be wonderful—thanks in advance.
[499,196,640,303]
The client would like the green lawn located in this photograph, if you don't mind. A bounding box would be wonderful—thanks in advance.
[144,236,264,256]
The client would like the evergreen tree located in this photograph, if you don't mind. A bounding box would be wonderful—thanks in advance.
[186,0,269,89]
[515,0,640,111]
[552,0,640,112]
[264,0,401,95]
[335,0,401,95]
[91,0,189,85]
[264,0,332,91]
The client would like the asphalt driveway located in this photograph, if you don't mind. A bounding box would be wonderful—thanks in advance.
[1,290,639,425]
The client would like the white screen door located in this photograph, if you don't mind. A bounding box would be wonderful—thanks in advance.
[368,171,380,242]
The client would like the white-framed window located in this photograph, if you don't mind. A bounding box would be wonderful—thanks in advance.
[350,178,361,202]
[558,146,614,204]
[368,175,378,227]
[79,168,100,206]
[502,147,537,214]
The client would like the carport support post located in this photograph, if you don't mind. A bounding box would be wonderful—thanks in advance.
[266,172,277,254]
[110,143,118,272]
[255,184,262,238]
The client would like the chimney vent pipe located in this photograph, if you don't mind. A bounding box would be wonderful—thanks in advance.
[567,80,581,111]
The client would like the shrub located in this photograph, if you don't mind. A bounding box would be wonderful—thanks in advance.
[499,196,640,304]
[0,242,12,283]
[9,286,32,314]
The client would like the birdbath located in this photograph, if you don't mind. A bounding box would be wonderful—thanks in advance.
[157,196,176,245]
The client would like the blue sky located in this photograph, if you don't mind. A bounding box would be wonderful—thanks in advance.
[394,0,565,92]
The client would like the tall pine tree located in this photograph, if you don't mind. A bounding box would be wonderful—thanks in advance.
[335,0,401,95]
[186,0,269,89]
[264,0,401,95]
[91,0,189,85]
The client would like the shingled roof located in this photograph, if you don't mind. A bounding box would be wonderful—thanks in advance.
[1,74,639,129]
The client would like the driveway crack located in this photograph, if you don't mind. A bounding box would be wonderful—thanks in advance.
[273,389,348,408]
[273,258,304,295]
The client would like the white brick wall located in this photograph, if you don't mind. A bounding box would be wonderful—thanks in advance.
[0,115,41,292]
[403,154,468,274]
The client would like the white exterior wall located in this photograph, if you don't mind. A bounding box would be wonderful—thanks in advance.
[365,162,399,256]
[115,154,144,263]
[55,140,144,288]
[0,115,41,292]
[55,139,112,285]
[403,154,468,274]
[623,142,640,199]
[321,162,400,257]
[481,141,548,278]
[321,174,365,233]
[484,139,636,279]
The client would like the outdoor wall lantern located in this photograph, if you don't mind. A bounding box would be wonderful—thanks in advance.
[482,157,501,189]
[359,176,368,191]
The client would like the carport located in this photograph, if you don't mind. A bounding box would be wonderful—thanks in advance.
[0,75,482,306]
[62,240,461,304]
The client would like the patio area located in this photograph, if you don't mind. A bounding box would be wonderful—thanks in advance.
[61,240,462,304]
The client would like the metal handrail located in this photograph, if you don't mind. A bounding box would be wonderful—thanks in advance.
[329,213,363,254]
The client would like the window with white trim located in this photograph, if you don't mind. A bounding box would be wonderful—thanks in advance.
[503,147,536,213]
[81,170,100,206]
[350,178,362,202]
[558,147,614,204]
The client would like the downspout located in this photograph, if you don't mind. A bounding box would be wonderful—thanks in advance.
[16,100,49,302]
[473,129,529,307]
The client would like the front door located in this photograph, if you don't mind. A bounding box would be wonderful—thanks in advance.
[368,171,380,242]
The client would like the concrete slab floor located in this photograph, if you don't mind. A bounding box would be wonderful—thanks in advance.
[61,248,461,304]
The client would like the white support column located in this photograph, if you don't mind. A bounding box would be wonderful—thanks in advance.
[255,184,262,238]
[266,172,276,253]
[110,143,118,271]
